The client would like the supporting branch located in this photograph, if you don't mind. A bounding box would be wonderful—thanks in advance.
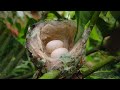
[80,51,117,78]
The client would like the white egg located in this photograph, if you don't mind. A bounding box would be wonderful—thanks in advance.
[46,40,64,53]
[51,48,68,58]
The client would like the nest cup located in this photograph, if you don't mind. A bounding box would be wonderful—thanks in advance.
[26,20,77,71]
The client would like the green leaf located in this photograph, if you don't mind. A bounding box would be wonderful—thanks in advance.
[74,11,95,43]
[97,11,117,38]
[39,70,60,79]
[63,11,75,20]
[90,25,103,42]
[85,75,101,79]
[86,55,93,61]
[86,38,100,53]
[86,25,103,53]
[86,38,93,52]
[46,13,58,20]
[106,11,116,28]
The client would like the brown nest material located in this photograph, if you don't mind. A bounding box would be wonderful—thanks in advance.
[26,20,90,78]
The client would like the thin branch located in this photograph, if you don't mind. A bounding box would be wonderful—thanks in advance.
[70,51,118,79]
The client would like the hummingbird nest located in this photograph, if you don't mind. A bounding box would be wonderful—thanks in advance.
[26,20,90,78]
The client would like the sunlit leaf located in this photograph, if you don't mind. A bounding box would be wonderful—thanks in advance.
[39,70,60,79]
[46,13,57,20]
[90,25,103,42]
